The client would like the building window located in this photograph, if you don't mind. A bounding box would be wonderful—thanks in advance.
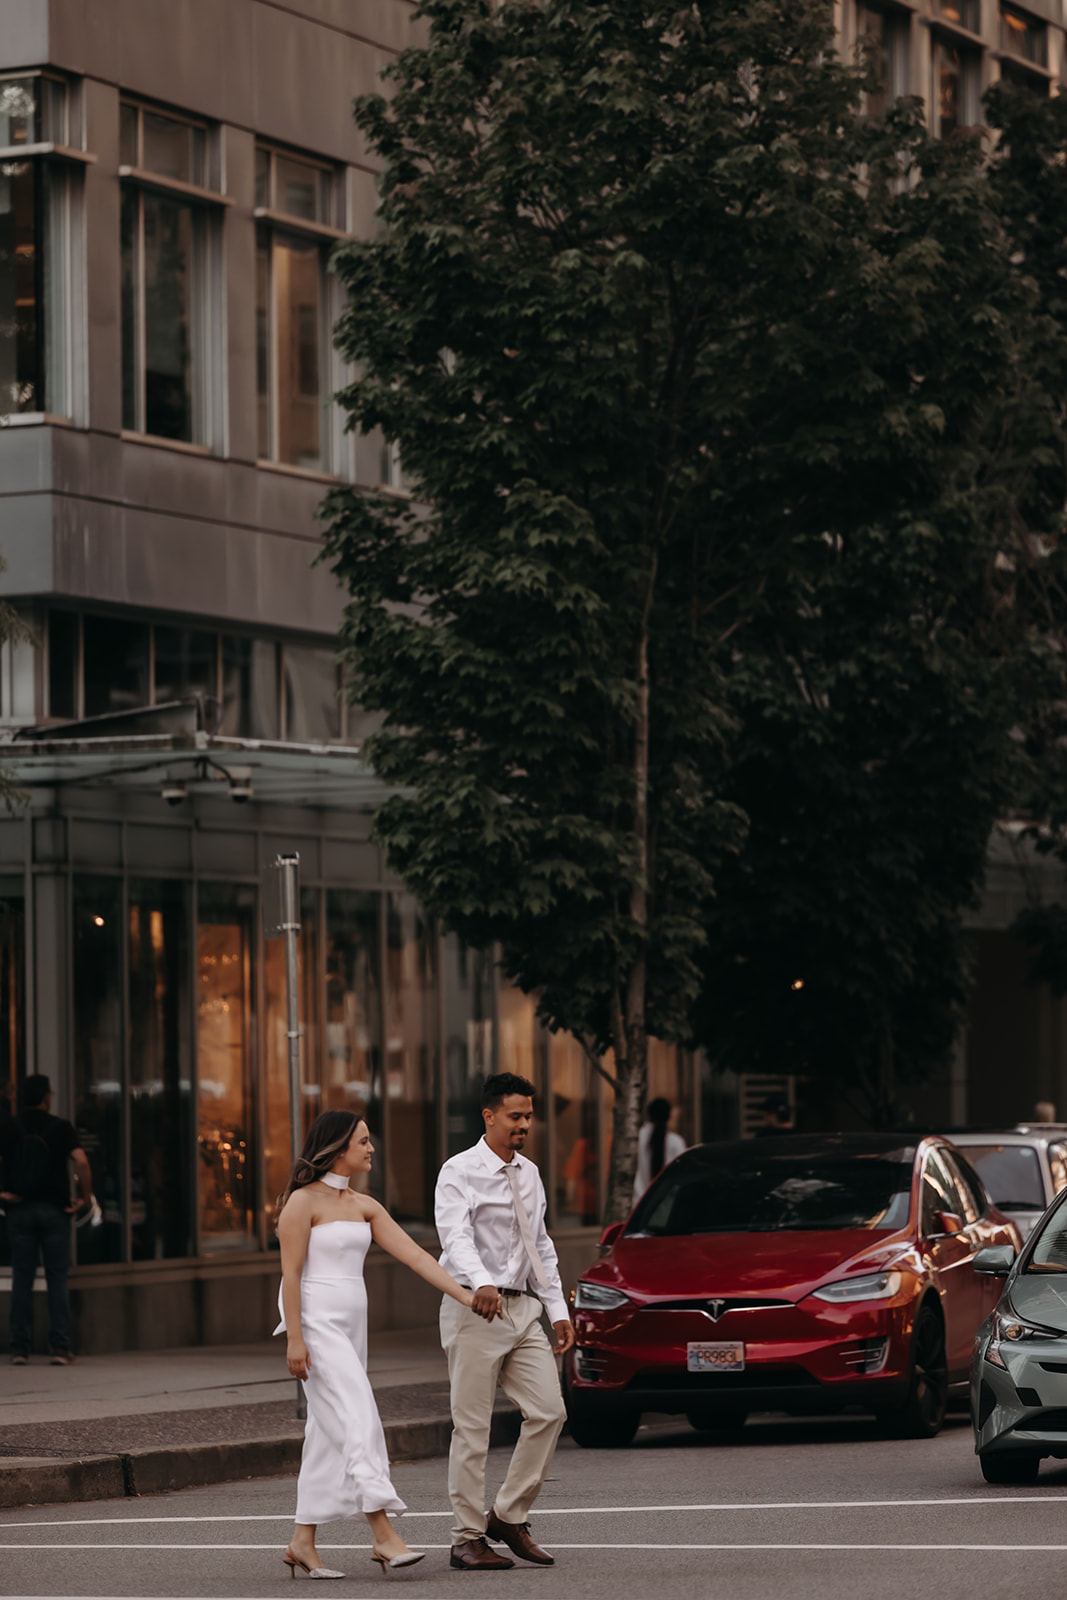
[934,39,983,137]
[82,614,150,717]
[254,144,339,473]
[222,634,280,740]
[857,4,911,113]
[120,101,218,443]
[283,645,341,743]
[938,0,981,32]
[1000,4,1048,66]
[196,882,256,1253]
[0,74,73,416]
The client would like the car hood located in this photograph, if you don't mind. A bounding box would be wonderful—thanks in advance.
[593,1229,907,1304]
[1007,1273,1067,1332]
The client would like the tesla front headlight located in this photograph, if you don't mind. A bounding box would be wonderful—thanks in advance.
[812,1270,902,1304]
[573,1281,631,1311]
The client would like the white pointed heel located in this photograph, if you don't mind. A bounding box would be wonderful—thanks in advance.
[371,1549,427,1573]
[283,1546,346,1579]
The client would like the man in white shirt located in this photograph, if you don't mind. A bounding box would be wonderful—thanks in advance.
[435,1071,574,1571]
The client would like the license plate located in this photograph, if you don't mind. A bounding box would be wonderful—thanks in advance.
[687,1341,745,1373]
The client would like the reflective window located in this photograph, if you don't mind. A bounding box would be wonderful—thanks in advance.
[128,880,192,1260]
[920,1147,964,1233]
[958,1143,1046,1212]
[552,1033,600,1226]
[264,886,318,1238]
[154,626,217,704]
[73,878,124,1264]
[0,77,71,415]
[325,890,383,1197]
[256,228,326,470]
[221,635,278,739]
[196,883,255,1251]
[935,40,982,138]
[384,894,437,1222]
[939,0,980,29]
[442,936,494,1158]
[82,615,149,716]
[256,144,333,226]
[284,645,340,743]
[48,609,78,719]
[122,187,204,441]
[1001,4,1047,65]
[857,3,911,113]
[0,875,26,1270]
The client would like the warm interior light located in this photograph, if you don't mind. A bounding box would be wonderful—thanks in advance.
[791,978,804,991]
[93,915,105,927]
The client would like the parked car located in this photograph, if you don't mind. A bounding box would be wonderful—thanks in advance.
[971,1185,1067,1482]
[565,1133,1019,1447]
[949,1129,1067,1241]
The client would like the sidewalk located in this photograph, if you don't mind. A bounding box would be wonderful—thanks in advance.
[0,1326,520,1510]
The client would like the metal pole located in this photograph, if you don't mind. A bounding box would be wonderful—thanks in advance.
[273,853,304,1420]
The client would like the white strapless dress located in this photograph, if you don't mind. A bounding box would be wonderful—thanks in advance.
[275,1219,405,1523]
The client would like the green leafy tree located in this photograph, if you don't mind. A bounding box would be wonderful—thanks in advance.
[323,0,1057,1208]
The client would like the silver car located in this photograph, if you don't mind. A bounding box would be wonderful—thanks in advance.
[972,1193,1067,1483]
[950,1129,1067,1240]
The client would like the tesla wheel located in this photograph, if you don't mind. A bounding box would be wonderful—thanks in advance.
[878,1303,948,1440]
[979,1453,1041,1485]
[685,1408,748,1434]
[566,1406,639,1449]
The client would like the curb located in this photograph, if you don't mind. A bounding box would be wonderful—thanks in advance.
[0,1407,521,1510]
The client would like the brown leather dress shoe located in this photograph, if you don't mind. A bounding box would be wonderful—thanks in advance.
[450,1537,515,1571]
[486,1509,555,1566]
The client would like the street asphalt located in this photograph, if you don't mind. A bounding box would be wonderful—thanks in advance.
[3,1410,1065,1600]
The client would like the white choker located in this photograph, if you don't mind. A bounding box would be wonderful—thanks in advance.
[321,1172,350,1190]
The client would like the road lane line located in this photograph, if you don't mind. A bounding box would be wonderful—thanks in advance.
[10,1542,1067,1553]
[7,1496,1067,1527]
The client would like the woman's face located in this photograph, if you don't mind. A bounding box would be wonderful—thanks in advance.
[339,1120,373,1175]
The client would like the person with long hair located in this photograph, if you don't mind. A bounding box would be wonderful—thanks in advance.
[633,1098,686,1201]
[275,1108,487,1579]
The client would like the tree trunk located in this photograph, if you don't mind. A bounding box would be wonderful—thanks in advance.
[604,609,653,1222]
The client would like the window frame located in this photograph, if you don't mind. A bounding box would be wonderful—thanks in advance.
[119,98,228,449]
[253,142,346,478]
[0,71,89,422]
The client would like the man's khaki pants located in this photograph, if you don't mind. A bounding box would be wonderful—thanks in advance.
[440,1292,566,1544]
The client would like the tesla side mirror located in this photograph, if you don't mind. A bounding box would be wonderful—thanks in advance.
[598,1222,624,1250]
[934,1210,964,1236]
[974,1244,1016,1276]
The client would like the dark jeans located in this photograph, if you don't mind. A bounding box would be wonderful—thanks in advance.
[6,1201,72,1353]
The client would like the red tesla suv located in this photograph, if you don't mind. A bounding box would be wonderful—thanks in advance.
[564,1133,1019,1446]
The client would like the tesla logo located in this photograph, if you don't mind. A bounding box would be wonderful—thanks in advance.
[706,1299,727,1321]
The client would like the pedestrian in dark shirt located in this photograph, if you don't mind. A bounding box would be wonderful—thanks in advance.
[0,1074,95,1364]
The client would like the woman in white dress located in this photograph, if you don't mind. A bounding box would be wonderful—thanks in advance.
[276,1109,484,1579]
[633,1098,687,1202]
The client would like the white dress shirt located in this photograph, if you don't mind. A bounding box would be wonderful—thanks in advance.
[633,1124,687,1201]
[435,1136,569,1325]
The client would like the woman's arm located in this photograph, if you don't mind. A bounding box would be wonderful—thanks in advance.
[367,1202,478,1311]
[277,1192,313,1378]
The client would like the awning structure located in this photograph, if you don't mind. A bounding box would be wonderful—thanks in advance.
[0,729,395,812]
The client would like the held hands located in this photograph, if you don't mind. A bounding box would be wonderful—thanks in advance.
[470,1284,504,1322]
[552,1319,576,1355]
[287,1338,311,1380]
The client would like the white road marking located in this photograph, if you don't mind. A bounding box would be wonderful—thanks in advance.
[5,1495,1067,1528]
[7,1542,1067,1553]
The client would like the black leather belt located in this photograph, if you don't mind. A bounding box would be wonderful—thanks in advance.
[462,1285,525,1297]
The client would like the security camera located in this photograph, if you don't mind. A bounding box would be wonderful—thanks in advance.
[161,783,188,806]
[228,768,254,804]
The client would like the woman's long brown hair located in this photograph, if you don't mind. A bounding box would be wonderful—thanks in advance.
[275,1109,363,1223]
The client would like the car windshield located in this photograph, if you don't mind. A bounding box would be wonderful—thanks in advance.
[1027,1200,1067,1272]
[628,1145,915,1236]
[959,1144,1045,1211]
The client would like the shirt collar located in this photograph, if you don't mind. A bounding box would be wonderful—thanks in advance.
[475,1135,525,1175]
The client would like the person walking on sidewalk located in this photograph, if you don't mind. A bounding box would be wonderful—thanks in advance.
[275,1108,490,1580]
[435,1071,574,1572]
[0,1074,94,1365]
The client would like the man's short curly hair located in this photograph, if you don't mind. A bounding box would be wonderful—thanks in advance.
[482,1072,536,1110]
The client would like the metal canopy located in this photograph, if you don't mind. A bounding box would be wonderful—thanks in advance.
[0,730,394,812]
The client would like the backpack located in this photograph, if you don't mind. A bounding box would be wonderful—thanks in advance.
[5,1117,52,1201]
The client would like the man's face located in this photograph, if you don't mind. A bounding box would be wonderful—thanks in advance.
[483,1094,534,1156]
